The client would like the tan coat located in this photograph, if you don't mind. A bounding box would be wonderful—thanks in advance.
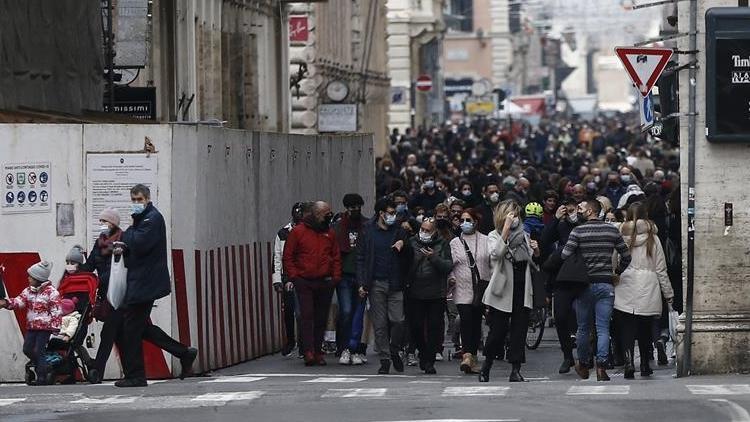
[482,230,534,312]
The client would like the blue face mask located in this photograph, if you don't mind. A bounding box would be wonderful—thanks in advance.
[384,213,397,226]
[460,221,475,234]
[396,204,408,214]
[131,203,146,215]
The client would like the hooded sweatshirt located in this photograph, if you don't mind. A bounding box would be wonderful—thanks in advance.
[615,220,674,316]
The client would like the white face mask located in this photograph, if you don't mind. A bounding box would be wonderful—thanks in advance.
[99,224,111,235]
[462,190,472,197]
[419,231,433,243]
[510,217,520,229]
[568,212,579,223]
[65,264,77,274]
[489,192,500,203]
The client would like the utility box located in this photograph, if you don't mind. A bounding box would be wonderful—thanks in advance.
[706,8,750,142]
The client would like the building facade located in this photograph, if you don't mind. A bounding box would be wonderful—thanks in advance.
[386,0,446,132]
[287,0,391,157]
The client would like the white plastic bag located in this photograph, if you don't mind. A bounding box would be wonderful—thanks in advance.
[107,254,128,310]
[668,309,679,341]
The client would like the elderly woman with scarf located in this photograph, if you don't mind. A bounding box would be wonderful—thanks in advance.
[80,207,123,383]
[479,200,540,383]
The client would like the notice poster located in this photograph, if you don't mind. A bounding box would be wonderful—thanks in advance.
[715,38,750,136]
[86,153,158,245]
[2,162,51,214]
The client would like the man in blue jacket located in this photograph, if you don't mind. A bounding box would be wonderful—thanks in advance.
[114,184,197,387]
[357,198,410,374]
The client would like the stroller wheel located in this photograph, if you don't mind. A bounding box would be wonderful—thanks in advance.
[24,368,36,386]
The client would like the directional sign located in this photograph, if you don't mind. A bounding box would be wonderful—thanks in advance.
[614,46,673,97]
[416,75,433,92]
[639,91,655,131]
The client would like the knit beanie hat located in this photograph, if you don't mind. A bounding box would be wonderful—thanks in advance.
[28,261,52,282]
[61,298,77,315]
[65,245,85,265]
[99,207,121,228]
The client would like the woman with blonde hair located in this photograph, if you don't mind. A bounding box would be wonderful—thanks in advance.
[615,202,674,379]
[479,200,540,382]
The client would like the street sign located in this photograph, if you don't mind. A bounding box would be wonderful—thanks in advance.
[638,90,655,131]
[614,46,673,97]
[416,75,433,92]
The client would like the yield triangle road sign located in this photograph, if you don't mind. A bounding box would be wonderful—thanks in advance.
[614,46,673,97]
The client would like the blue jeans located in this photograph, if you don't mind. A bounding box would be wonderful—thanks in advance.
[575,283,615,365]
[336,275,356,351]
[348,298,367,351]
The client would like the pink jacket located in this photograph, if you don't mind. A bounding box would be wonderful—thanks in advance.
[6,282,62,331]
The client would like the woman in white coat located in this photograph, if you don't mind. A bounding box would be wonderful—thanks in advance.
[479,200,540,383]
[448,209,492,375]
[615,202,674,379]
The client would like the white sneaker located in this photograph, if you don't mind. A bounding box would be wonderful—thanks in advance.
[407,353,418,366]
[435,352,444,361]
[360,354,368,364]
[351,353,364,365]
[339,349,352,365]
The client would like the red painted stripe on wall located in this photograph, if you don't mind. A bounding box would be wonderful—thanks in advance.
[195,250,205,372]
[171,250,191,347]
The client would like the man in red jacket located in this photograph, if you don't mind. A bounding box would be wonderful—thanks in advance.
[283,201,342,366]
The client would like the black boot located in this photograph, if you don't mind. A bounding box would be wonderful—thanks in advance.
[378,359,391,375]
[478,358,492,383]
[623,349,635,380]
[424,361,437,375]
[559,357,574,374]
[509,363,526,382]
[640,362,653,377]
[656,340,668,366]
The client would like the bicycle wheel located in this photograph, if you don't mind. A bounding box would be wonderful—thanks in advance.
[526,307,547,350]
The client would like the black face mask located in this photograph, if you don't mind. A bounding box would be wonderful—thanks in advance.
[608,180,620,187]
[435,218,451,231]
[349,210,362,220]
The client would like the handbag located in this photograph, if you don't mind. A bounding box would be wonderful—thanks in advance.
[461,237,489,307]
[555,248,590,285]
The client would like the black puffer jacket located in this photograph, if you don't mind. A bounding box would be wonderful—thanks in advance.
[404,235,453,300]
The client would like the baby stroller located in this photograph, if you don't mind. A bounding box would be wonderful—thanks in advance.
[25,272,99,385]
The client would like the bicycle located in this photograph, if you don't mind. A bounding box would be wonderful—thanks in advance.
[526,306,548,350]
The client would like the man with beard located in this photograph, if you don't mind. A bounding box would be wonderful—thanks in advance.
[283,201,342,366]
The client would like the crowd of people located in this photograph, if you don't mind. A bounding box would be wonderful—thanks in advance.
[277,114,683,382]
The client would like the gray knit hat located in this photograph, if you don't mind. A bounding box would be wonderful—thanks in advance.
[65,245,85,265]
[27,261,53,282]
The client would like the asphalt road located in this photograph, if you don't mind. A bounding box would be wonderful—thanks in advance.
[1,335,749,422]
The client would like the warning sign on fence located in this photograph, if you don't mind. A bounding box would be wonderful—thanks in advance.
[2,162,51,214]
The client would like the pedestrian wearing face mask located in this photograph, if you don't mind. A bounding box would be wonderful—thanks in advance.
[0,261,61,385]
[355,199,410,374]
[480,200,540,383]
[111,185,197,387]
[478,181,502,235]
[456,181,480,208]
[603,173,627,208]
[562,199,631,382]
[409,173,447,216]
[540,199,584,374]
[333,194,368,362]
[448,210,491,374]
[283,201,342,367]
[272,202,309,358]
[404,218,453,374]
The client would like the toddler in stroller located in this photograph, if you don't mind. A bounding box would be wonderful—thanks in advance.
[0,261,62,385]
[43,247,99,385]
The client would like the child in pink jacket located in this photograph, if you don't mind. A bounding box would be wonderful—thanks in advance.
[0,261,61,384]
